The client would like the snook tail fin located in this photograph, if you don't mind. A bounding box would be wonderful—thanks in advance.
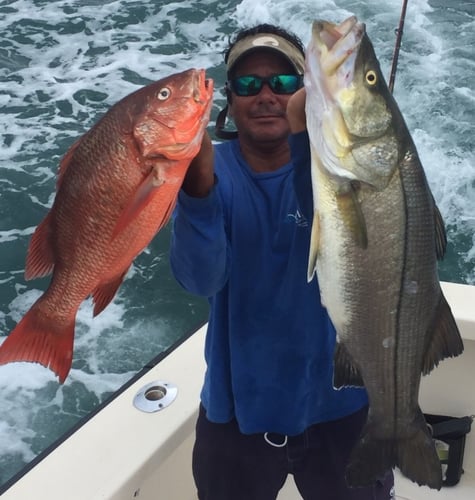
[346,410,442,490]
[0,305,74,383]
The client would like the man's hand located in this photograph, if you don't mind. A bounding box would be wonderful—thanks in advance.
[182,131,215,198]
[286,87,306,134]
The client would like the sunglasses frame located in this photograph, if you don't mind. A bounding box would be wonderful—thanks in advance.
[226,74,303,97]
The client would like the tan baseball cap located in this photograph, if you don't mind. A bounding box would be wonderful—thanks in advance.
[226,33,305,76]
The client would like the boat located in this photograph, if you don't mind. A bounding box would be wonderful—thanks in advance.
[0,280,473,500]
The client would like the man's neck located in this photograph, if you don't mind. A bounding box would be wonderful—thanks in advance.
[239,138,291,173]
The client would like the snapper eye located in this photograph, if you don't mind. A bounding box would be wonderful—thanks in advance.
[157,87,171,100]
[365,70,378,86]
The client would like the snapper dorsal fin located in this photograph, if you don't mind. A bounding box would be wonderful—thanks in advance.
[56,137,82,189]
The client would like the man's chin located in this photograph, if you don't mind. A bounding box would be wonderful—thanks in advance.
[248,122,290,141]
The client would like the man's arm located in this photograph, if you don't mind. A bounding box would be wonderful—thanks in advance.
[287,88,314,222]
[170,132,230,297]
[181,132,215,198]
[286,87,307,134]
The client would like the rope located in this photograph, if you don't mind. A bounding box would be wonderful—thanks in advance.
[388,0,410,93]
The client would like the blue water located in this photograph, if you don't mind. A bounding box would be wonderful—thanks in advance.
[0,0,474,489]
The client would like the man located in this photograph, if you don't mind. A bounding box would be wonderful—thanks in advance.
[170,24,395,500]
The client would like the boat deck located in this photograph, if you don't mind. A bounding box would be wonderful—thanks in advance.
[1,282,474,500]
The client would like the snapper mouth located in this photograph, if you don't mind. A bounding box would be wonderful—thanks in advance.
[147,70,214,160]
[157,72,213,161]
[203,78,214,106]
[193,69,214,105]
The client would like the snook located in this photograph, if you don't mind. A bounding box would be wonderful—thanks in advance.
[305,16,463,489]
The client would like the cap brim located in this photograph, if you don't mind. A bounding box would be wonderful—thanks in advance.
[227,34,305,75]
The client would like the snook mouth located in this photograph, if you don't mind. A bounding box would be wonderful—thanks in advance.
[311,16,364,79]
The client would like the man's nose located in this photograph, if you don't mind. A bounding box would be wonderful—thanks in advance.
[257,82,278,100]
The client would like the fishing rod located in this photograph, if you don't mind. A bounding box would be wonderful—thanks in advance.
[388,0,409,93]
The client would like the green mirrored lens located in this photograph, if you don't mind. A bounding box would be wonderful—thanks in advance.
[233,76,262,96]
[230,74,302,96]
[269,75,301,93]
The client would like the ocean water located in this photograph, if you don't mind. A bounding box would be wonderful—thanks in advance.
[0,0,474,489]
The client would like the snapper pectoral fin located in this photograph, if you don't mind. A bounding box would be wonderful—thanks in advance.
[112,169,160,239]
[112,165,172,239]
[337,181,368,249]
[307,212,320,282]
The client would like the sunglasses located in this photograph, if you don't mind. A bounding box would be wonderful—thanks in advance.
[227,74,303,97]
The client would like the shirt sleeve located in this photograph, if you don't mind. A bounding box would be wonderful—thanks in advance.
[289,131,313,222]
[169,180,230,297]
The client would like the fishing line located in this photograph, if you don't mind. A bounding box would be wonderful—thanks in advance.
[388,0,409,93]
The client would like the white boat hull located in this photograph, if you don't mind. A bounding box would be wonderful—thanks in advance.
[1,282,474,500]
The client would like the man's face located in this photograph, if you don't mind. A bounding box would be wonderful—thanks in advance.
[228,51,296,148]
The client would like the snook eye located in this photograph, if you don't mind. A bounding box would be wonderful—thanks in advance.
[365,70,378,86]
[157,87,171,100]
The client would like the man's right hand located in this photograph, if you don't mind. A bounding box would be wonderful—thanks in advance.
[286,87,307,134]
[182,131,215,198]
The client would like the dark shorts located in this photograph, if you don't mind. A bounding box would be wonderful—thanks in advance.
[192,405,394,500]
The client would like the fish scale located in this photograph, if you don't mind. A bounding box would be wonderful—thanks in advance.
[305,16,463,489]
[0,68,213,383]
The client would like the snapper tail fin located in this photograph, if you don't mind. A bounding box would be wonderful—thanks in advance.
[0,305,75,383]
[346,409,442,490]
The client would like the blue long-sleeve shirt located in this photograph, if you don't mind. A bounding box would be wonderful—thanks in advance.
[170,131,367,435]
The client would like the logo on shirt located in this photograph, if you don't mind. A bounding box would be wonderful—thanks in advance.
[287,209,308,227]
